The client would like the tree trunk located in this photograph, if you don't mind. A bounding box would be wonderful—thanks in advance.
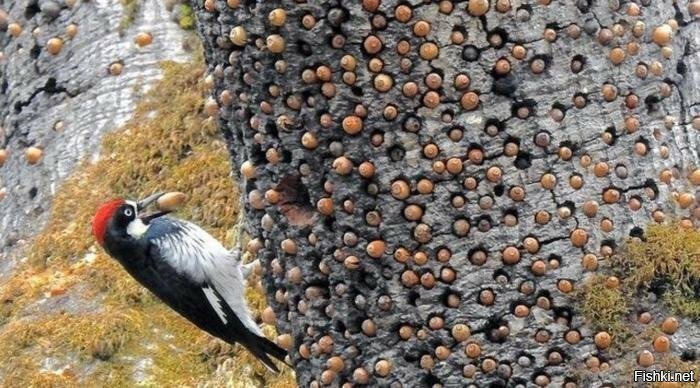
[193,1,699,386]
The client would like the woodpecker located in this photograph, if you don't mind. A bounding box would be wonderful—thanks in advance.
[91,192,287,373]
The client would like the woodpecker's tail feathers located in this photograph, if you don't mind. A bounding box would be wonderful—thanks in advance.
[248,334,289,373]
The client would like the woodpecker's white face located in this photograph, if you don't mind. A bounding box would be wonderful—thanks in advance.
[92,193,169,246]
[123,200,150,239]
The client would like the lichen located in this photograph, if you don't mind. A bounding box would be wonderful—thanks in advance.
[119,0,140,36]
[0,55,295,386]
[177,4,196,30]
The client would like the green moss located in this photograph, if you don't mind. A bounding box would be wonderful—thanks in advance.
[119,0,140,35]
[664,290,700,319]
[618,223,700,293]
[0,56,295,386]
[577,274,631,343]
[177,4,196,30]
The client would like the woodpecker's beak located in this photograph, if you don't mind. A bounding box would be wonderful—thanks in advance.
[137,192,170,223]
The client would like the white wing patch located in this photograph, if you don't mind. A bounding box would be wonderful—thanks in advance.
[152,219,263,336]
[202,286,228,325]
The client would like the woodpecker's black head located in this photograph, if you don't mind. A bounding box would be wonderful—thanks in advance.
[92,192,171,246]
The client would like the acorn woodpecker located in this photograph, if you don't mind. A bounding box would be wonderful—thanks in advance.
[91,192,287,373]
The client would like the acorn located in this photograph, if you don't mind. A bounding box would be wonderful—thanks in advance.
[261,306,276,325]
[609,47,625,65]
[468,0,490,16]
[570,228,588,247]
[44,37,64,55]
[332,156,353,175]
[374,74,393,92]
[156,192,186,211]
[460,92,479,110]
[8,23,22,37]
[419,42,439,60]
[465,342,481,358]
[0,149,6,166]
[268,8,286,26]
[638,350,655,367]
[413,20,430,37]
[230,26,247,46]
[266,34,285,53]
[391,180,411,199]
[227,0,240,7]
[25,147,43,164]
[135,32,153,47]
[652,24,673,46]
[395,4,412,22]
[660,317,679,334]
[653,335,671,352]
[502,246,520,264]
[374,360,391,377]
[109,62,124,76]
[594,331,612,349]
[366,240,385,259]
[342,115,363,135]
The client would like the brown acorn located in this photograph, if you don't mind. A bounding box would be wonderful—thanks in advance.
[46,37,64,55]
[135,32,153,47]
[25,147,43,164]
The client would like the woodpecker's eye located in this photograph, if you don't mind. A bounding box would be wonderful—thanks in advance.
[124,208,133,217]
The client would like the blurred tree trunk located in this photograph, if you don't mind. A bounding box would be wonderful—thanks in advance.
[193,1,699,386]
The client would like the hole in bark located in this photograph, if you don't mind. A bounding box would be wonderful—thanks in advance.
[513,152,532,170]
[30,44,41,59]
[493,184,504,197]
[484,118,504,136]
[25,1,40,19]
[511,99,537,119]
[461,45,480,62]
[681,350,697,362]
[487,28,508,49]
[604,126,618,145]
[553,306,573,322]
[644,95,660,114]
[483,316,508,343]
[388,145,405,161]
[402,114,422,132]
[644,178,659,197]
[407,290,419,306]
[296,40,313,56]
[493,269,510,283]
[422,374,440,386]
[561,200,576,215]
[351,86,363,96]
[570,54,586,73]
[629,226,644,239]
[468,247,488,266]
[492,73,518,96]
[28,187,38,199]
[676,60,686,75]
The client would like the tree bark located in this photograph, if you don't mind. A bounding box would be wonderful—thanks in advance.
[193,1,699,386]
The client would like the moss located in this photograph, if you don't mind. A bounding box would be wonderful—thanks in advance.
[0,57,295,386]
[177,4,196,30]
[664,290,700,319]
[618,223,700,293]
[119,0,139,36]
[577,274,631,343]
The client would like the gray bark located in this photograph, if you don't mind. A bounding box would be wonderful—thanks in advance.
[0,0,191,266]
[193,0,699,387]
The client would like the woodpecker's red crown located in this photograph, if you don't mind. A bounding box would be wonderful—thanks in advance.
[92,199,125,246]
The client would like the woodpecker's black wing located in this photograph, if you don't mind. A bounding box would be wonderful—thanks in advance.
[107,216,286,373]
[120,243,286,373]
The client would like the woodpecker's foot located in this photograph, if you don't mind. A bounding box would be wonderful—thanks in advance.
[242,259,260,279]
